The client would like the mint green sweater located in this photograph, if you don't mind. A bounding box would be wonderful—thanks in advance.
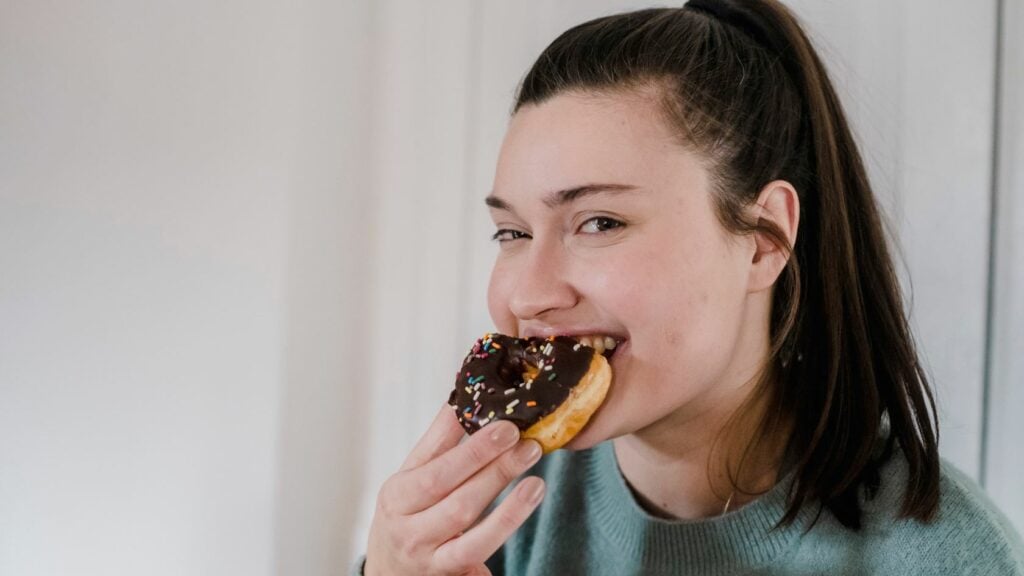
[354,441,1024,575]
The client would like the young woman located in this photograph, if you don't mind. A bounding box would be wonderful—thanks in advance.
[357,1,1024,574]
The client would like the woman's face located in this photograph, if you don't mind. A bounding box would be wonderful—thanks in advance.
[487,90,764,450]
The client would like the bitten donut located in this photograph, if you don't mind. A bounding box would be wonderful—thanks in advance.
[447,333,612,454]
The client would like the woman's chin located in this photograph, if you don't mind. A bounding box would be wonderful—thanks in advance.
[564,388,620,449]
[562,431,600,451]
[562,409,614,451]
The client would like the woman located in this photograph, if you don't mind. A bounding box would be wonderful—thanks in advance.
[357,0,1024,574]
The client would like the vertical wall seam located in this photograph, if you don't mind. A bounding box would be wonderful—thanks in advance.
[455,0,484,354]
[979,0,1006,488]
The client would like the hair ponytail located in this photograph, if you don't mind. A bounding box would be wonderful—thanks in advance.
[513,0,940,529]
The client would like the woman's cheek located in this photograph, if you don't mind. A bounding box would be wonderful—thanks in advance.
[612,258,666,318]
[487,260,516,333]
[486,265,499,309]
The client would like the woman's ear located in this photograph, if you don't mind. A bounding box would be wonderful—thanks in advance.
[748,180,800,293]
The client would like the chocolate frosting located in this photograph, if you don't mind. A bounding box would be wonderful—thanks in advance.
[448,333,596,433]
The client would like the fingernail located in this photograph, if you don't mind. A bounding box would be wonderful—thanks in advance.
[489,422,519,447]
[514,440,542,465]
[520,477,545,505]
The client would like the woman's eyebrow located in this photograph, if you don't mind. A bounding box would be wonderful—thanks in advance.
[485,183,640,212]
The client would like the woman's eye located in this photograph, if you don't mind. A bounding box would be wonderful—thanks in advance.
[579,216,624,234]
[491,229,530,243]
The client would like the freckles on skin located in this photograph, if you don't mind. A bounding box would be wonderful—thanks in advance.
[698,289,711,306]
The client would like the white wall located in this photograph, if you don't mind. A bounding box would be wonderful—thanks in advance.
[0,1,372,574]
[1,1,1019,575]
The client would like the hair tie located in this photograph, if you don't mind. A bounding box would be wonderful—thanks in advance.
[684,0,776,55]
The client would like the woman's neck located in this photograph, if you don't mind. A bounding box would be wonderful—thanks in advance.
[611,371,790,520]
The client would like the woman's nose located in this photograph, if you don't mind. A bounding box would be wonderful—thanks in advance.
[507,244,579,321]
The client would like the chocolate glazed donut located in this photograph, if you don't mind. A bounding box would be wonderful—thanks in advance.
[448,333,612,454]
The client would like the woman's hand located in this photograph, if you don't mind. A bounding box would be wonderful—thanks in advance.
[364,403,546,576]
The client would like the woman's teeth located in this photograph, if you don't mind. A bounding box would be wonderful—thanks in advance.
[575,335,619,355]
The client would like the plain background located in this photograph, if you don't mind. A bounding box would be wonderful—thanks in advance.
[1,1,1021,574]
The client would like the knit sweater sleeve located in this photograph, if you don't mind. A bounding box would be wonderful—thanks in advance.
[863,458,1024,576]
[935,462,1024,575]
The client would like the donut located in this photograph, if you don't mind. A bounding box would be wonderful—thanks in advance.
[447,333,612,454]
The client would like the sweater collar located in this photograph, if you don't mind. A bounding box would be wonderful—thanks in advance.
[585,440,817,574]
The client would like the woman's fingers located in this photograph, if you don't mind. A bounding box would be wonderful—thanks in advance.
[410,439,543,540]
[368,411,543,575]
[386,420,522,514]
[398,403,465,472]
[431,476,546,574]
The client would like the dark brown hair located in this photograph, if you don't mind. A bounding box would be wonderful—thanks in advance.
[513,0,940,530]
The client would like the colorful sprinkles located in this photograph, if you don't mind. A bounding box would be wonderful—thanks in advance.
[449,332,597,434]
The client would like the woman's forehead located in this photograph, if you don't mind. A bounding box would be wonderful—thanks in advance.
[504,92,673,156]
[493,92,703,205]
